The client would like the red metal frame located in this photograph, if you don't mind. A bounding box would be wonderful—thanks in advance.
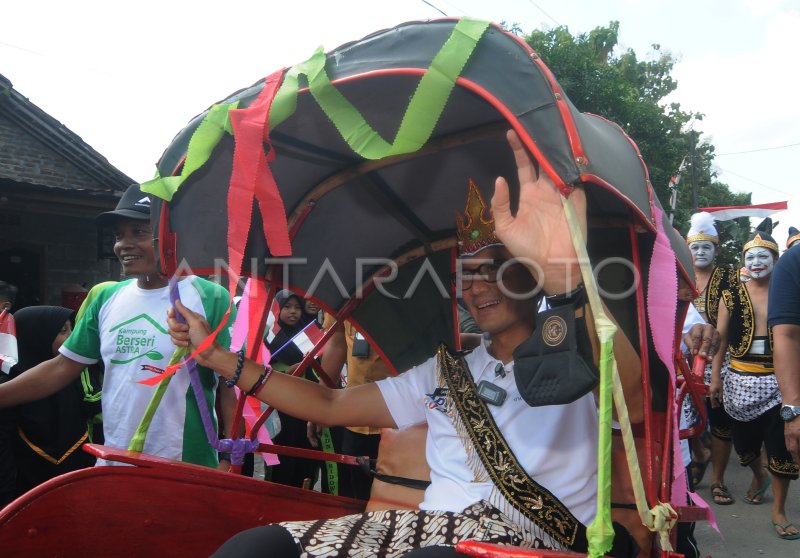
[676,356,709,440]
[0,445,362,557]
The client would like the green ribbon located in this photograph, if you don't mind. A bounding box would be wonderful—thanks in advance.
[586,338,616,557]
[561,196,618,558]
[80,369,102,403]
[141,101,239,202]
[270,18,490,160]
[128,347,187,452]
[320,427,338,496]
[141,19,489,202]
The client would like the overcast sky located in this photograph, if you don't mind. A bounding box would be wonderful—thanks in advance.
[2,0,798,245]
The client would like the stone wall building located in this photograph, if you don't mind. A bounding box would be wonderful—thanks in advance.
[0,74,132,309]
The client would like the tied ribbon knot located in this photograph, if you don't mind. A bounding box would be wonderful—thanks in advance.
[217,437,261,465]
[646,502,678,551]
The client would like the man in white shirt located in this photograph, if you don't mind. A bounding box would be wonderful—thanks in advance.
[171,131,718,558]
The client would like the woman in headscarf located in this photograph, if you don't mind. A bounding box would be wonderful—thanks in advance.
[9,306,97,495]
[266,291,321,488]
[301,297,323,328]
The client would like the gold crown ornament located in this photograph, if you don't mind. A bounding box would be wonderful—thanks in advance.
[456,180,501,256]
[686,232,719,244]
[686,212,719,245]
[787,227,800,249]
[743,233,779,254]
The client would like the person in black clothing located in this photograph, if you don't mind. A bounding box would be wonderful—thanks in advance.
[301,297,323,328]
[266,290,321,488]
[770,241,800,462]
[6,306,97,497]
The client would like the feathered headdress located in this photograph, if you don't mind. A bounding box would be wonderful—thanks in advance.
[686,212,718,244]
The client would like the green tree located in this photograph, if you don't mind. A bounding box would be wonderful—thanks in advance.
[523,22,750,262]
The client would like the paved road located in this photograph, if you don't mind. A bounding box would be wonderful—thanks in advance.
[693,453,800,557]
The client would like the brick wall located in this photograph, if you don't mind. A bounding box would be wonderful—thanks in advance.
[0,208,120,306]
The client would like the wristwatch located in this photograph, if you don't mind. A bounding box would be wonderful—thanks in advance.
[780,404,800,422]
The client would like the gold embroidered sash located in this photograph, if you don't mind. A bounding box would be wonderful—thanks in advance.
[437,346,586,549]
[722,282,774,359]
[704,266,736,327]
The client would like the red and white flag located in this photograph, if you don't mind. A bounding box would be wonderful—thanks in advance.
[264,298,281,344]
[292,321,325,355]
[0,309,18,374]
[265,298,325,356]
[668,158,687,209]
[700,201,788,221]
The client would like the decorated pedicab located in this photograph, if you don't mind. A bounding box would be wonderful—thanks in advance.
[0,18,711,557]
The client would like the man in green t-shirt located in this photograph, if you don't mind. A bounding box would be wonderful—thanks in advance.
[0,184,236,468]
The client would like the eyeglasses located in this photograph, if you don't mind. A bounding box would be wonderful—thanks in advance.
[451,260,508,290]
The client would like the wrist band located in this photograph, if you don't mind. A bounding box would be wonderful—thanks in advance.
[218,452,231,462]
[224,348,245,388]
[246,365,274,397]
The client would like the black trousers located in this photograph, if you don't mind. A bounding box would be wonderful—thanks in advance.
[731,403,799,478]
[340,429,381,500]
[269,412,320,488]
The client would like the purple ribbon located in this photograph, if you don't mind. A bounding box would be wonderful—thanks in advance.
[169,277,259,464]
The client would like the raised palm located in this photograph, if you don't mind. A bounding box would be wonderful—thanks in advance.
[491,130,587,294]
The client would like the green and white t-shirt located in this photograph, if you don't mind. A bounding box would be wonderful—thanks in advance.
[60,277,233,467]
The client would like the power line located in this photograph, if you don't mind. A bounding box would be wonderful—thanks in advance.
[0,40,45,57]
[0,40,110,77]
[716,141,800,156]
[715,165,792,196]
[421,0,448,17]
[526,0,561,27]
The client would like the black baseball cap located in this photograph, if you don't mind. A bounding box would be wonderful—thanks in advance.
[96,183,151,227]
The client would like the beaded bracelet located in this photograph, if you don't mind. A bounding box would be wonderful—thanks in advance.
[246,365,273,397]
[224,348,246,388]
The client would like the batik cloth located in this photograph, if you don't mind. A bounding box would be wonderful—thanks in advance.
[279,501,546,557]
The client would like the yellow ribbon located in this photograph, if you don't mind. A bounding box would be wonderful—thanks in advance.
[563,195,679,554]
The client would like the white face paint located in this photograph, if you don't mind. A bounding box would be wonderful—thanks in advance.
[690,240,716,269]
[744,247,775,279]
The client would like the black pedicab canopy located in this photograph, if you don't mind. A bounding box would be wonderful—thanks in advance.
[146,18,693,385]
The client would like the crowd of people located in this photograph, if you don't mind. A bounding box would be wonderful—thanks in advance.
[682,211,800,541]
[0,129,797,556]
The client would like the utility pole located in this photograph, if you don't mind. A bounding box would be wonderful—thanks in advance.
[690,132,698,212]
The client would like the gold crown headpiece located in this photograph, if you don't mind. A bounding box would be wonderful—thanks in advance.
[686,212,718,245]
[456,180,501,256]
[743,233,779,254]
[686,232,719,245]
[787,229,800,249]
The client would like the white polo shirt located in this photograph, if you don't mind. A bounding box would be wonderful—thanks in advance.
[376,338,598,526]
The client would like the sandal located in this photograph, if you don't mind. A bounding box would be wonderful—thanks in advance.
[771,521,800,540]
[710,482,735,505]
[689,459,710,487]
[744,475,771,505]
